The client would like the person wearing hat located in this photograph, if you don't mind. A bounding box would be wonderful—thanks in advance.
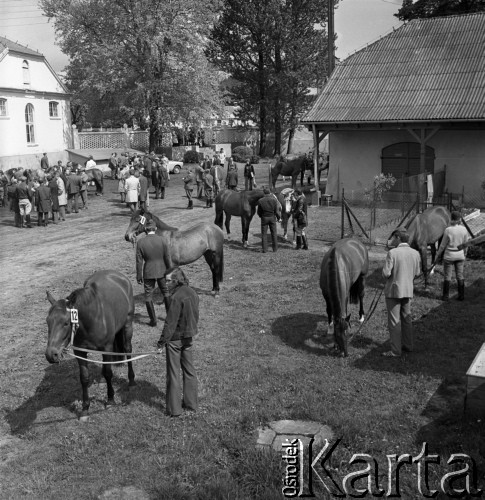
[183,168,195,209]
[157,266,199,417]
[257,187,281,253]
[125,168,140,213]
[436,211,470,301]
[382,228,422,357]
[136,219,171,326]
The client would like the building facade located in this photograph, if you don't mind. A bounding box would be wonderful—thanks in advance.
[0,37,71,171]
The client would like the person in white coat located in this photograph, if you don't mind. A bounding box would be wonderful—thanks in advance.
[125,168,140,213]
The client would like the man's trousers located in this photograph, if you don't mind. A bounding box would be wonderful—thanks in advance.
[385,297,413,356]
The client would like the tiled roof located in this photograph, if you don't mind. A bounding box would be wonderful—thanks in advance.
[0,36,43,57]
[302,12,485,124]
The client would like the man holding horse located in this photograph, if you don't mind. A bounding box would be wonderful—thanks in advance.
[257,187,280,253]
[136,219,171,327]
[157,267,199,418]
[382,229,421,357]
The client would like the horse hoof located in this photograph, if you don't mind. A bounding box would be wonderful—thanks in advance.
[79,415,90,423]
[359,316,365,324]
[105,399,115,408]
[243,241,248,248]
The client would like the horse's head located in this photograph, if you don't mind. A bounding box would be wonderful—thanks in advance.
[124,208,151,243]
[45,291,72,363]
[334,315,351,357]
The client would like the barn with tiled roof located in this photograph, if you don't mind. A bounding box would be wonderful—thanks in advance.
[302,12,485,202]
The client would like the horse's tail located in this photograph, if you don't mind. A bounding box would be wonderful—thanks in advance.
[214,195,224,229]
[349,276,364,304]
[93,169,104,194]
[113,331,126,361]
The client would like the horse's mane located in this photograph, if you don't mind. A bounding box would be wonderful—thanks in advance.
[67,284,98,309]
[142,210,178,231]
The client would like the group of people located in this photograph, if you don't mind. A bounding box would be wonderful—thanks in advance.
[2,157,96,228]
[381,210,469,357]
[114,152,170,212]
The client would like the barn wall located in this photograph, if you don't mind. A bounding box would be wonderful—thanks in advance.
[326,129,485,201]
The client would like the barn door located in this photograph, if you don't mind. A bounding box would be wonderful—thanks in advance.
[381,142,435,180]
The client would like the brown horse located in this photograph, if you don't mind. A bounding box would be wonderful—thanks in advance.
[215,189,280,248]
[320,238,369,357]
[45,270,136,420]
[388,206,450,286]
[125,209,224,295]
[270,156,311,190]
[85,168,104,195]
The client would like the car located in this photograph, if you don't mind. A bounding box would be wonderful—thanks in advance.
[168,160,182,174]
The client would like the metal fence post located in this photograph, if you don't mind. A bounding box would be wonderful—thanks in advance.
[341,188,345,239]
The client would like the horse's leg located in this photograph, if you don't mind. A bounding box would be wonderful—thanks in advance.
[323,295,334,336]
[225,213,232,236]
[102,355,115,406]
[203,250,217,295]
[282,213,288,240]
[77,354,90,420]
[429,242,437,275]
[241,216,248,247]
[421,246,429,287]
[357,276,365,323]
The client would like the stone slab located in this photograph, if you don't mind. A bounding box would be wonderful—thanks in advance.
[255,426,277,448]
[269,419,323,436]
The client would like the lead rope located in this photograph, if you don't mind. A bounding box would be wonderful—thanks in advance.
[349,287,384,340]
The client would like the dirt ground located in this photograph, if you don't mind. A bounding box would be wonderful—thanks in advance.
[2,164,485,499]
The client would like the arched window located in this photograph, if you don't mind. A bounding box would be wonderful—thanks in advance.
[0,98,7,116]
[49,101,59,118]
[22,60,30,85]
[25,103,35,143]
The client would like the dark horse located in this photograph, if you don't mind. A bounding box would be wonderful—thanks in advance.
[388,206,450,286]
[320,238,369,357]
[125,209,224,295]
[45,270,136,420]
[270,156,311,190]
[85,168,104,195]
[215,189,279,248]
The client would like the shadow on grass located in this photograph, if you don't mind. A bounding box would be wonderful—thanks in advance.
[5,358,164,435]
[271,312,336,356]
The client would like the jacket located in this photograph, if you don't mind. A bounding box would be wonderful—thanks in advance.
[257,194,279,220]
[15,182,32,201]
[382,243,421,298]
[136,233,170,280]
[437,225,469,262]
[67,174,82,194]
[160,285,199,342]
[138,175,148,201]
[226,169,238,188]
[183,172,195,189]
[35,185,51,212]
[243,164,254,178]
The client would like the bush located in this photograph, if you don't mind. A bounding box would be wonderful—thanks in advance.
[183,150,203,163]
[250,155,260,164]
[232,146,253,163]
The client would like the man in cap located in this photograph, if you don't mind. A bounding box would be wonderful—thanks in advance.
[257,187,281,253]
[136,219,171,326]
[157,267,199,417]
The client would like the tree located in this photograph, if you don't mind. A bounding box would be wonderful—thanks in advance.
[396,0,485,20]
[207,0,332,156]
[41,0,225,150]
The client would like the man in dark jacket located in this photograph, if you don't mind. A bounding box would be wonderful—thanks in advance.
[136,219,171,326]
[194,162,205,199]
[226,167,238,190]
[157,267,199,417]
[257,187,280,253]
[66,167,82,214]
[108,152,118,180]
[183,169,196,209]
[15,176,33,228]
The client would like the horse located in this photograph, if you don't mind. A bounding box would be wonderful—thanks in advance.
[320,238,369,357]
[214,189,271,248]
[45,270,136,420]
[125,209,224,295]
[388,206,450,286]
[270,155,311,190]
[85,168,104,195]
[275,188,295,242]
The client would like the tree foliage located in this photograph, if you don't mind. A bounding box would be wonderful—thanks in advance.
[41,0,226,149]
[206,0,334,156]
[396,0,485,21]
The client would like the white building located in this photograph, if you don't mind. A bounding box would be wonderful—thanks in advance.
[0,36,72,171]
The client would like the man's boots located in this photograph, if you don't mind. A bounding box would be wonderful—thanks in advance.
[161,187,165,199]
[296,236,302,250]
[457,280,465,301]
[442,280,450,301]
[187,200,193,210]
[146,301,157,327]
[25,214,32,228]
[19,215,24,228]
[302,235,309,250]
[52,211,59,224]
[37,214,42,226]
